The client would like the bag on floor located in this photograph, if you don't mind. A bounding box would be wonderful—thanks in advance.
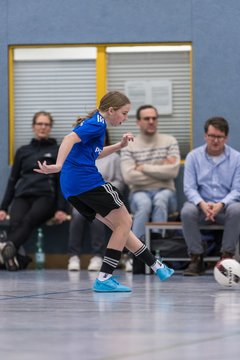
[132,232,188,274]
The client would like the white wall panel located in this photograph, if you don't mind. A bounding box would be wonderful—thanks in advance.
[14,60,96,151]
[107,51,191,158]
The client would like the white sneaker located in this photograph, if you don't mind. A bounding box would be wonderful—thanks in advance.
[125,257,133,272]
[88,256,102,271]
[68,256,80,271]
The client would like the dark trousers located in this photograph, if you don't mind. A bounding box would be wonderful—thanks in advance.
[8,196,56,249]
[68,208,107,257]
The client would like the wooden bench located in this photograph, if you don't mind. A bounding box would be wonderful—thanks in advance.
[144,221,240,274]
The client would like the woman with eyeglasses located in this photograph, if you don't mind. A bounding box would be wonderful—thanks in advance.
[0,111,69,271]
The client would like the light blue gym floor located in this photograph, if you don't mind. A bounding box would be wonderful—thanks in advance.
[0,269,240,360]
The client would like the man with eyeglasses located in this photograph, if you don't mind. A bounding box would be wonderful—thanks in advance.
[181,116,240,276]
[121,105,180,245]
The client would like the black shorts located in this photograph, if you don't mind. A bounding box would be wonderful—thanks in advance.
[68,183,124,222]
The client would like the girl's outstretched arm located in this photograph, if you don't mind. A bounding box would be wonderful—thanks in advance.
[34,132,80,174]
[98,132,134,159]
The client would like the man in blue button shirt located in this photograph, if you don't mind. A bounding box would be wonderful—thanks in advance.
[181,116,240,276]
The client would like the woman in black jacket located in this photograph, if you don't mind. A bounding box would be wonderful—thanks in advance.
[0,111,69,270]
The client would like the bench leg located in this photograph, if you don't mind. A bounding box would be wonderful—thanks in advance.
[145,227,151,274]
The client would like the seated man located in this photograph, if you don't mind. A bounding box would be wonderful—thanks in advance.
[121,104,180,240]
[181,116,240,276]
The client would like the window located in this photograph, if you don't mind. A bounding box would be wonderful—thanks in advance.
[12,47,96,151]
[9,44,191,160]
[106,45,191,158]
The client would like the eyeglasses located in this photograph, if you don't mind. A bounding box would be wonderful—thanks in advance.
[207,134,226,141]
[141,116,158,121]
[35,122,51,127]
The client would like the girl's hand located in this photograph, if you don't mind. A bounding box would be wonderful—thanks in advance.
[33,161,62,174]
[53,211,70,224]
[120,133,134,148]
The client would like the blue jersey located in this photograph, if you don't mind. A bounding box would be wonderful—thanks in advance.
[60,112,107,199]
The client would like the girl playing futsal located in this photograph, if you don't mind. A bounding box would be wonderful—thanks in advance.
[34,91,174,292]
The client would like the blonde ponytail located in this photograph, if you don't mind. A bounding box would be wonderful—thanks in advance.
[72,109,98,127]
[72,91,130,127]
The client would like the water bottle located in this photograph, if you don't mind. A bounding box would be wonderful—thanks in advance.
[35,228,45,270]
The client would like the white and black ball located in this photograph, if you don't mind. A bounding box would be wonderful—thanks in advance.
[214,259,240,287]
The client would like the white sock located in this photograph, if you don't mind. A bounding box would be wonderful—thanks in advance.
[98,272,112,281]
[151,260,164,273]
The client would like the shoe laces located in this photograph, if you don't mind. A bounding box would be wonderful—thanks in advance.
[109,276,120,285]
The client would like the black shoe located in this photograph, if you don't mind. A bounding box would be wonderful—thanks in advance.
[4,256,19,271]
[2,241,16,260]
[16,253,32,270]
[221,251,234,260]
[2,242,19,271]
[183,254,205,276]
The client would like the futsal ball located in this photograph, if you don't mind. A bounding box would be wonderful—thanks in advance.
[214,259,240,287]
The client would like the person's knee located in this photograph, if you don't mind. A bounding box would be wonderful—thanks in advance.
[154,190,172,204]
[131,200,151,215]
[154,196,168,208]
[9,219,21,229]
[25,211,52,228]
[181,203,198,221]
[124,212,132,231]
[71,212,85,226]
[119,214,132,238]
[113,210,132,233]
[225,202,240,218]
[154,190,177,213]
[131,193,151,210]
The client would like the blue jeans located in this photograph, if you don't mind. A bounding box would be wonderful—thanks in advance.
[129,189,177,239]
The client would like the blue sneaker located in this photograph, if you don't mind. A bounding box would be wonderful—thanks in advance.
[93,277,132,292]
[156,264,174,281]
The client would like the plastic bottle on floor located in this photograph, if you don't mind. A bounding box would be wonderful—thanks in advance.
[35,228,45,270]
